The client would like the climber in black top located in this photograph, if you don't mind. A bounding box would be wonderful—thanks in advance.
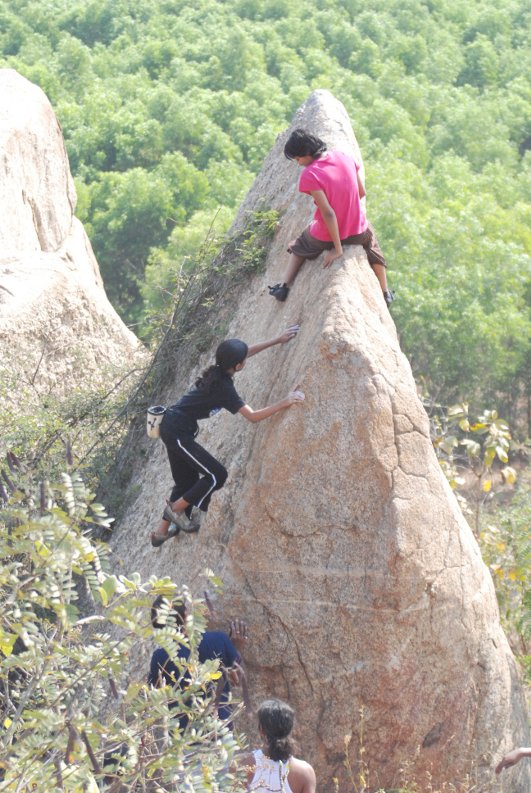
[151,325,304,547]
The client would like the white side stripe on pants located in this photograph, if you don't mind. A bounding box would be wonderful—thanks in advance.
[176,438,218,508]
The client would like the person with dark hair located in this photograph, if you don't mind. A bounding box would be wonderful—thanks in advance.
[148,595,249,729]
[269,127,393,308]
[150,326,304,547]
[237,699,316,792]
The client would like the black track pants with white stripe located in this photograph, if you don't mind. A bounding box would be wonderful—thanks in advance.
[162,431,228,513]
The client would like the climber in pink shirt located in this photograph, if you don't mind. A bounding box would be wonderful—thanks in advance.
[268,129,393,308]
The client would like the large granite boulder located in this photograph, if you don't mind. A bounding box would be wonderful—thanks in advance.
[111,90,529,791]
[0,69,141,400]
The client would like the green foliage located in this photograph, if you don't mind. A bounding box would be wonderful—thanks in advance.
[141,206,234,331]
[0,469,246,792]
[141,207,279,339]
[81,166,185,322]
[1,0,530,410]
[479,484,530,675]
[0,355,142,502]
[432,403,516,502]
[234,207,280,273]
[432,403,530,681]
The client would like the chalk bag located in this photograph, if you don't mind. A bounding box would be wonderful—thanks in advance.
[146,405,166,439]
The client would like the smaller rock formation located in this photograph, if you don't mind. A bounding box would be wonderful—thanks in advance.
[0,69,142,402]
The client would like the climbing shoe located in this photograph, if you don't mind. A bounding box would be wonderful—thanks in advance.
[268,283,290,302]
[181,507,201,534]
[163,502,192,532]
[151,523,179,548]
[164,503,201,533]
[163,502,182,523]
[383,289,395,308]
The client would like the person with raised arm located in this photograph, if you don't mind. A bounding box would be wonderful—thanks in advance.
[150,326,304,547]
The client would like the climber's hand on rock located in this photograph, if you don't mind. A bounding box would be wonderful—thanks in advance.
[227,661,244,687]
[286,388,305,406]
[323,247,343,269]
[495,748,531,774]
[278,324,300,344]
[228,619,248,650]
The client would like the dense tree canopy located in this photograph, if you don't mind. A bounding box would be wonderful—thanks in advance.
[1,0,529,414]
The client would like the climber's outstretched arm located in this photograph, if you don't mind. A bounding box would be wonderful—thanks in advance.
[239,388,304,423]
[495,747,531,774]
[246,324,299,357]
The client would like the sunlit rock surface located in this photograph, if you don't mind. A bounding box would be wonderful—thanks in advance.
[111,90,529,792]
[0,69,141,399]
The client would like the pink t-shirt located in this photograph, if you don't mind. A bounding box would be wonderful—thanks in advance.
[298,150,367,240]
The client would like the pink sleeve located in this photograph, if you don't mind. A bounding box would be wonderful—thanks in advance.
[299,168,322,194]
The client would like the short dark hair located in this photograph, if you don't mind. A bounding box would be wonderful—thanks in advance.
[284,129,327,160]
[258,698,296,761]
[151,595,186,629]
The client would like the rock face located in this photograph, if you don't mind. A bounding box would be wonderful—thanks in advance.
[112,91,529,791]
[0,69,141,399]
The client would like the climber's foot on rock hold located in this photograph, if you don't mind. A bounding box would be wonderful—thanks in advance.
[268,283,290,302]
[151,523,180,548]
[181,506,201,533]
[383,289,395,308]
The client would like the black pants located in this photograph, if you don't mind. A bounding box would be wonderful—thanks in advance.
[160,421,227,515]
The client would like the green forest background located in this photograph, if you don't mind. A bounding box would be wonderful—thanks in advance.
[1,0,529,421]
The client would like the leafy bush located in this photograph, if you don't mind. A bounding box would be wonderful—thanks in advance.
[0,470,245,792]
[432,403,530,682]
[140,207,279,340]
[0,352,143,513]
